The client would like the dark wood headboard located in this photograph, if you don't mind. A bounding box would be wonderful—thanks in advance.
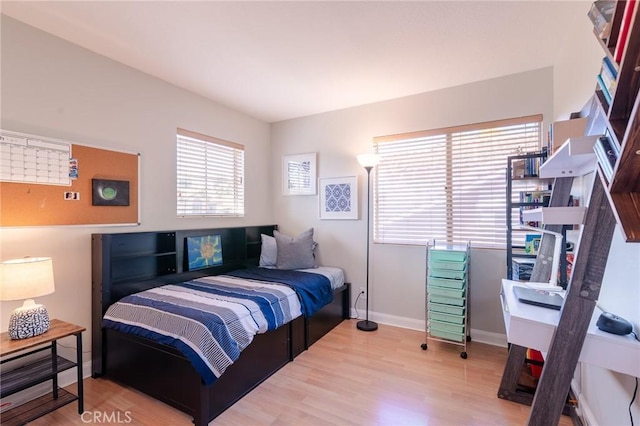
[91,224,276,376]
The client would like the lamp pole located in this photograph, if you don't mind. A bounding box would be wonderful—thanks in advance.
[357,165,378,331]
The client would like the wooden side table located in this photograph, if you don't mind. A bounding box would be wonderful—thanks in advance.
[0,319,85,426]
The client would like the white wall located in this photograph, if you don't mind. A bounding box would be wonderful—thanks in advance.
[271,67,554,340]
[0,16,274,362]
[2,3,638,424]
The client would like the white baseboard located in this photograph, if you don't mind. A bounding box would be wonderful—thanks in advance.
[572,378,596,426]
[350,309,507,347]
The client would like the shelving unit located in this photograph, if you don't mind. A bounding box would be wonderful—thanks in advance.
[504,2,640,423]
[591,0,640,243]
[538,135,599,178]
[520,206,587,225]
[506,151,552,281]
[0,319,85,426]
[421,241,470,359]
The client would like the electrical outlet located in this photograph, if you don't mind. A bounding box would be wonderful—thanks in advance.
[359,287,366,299]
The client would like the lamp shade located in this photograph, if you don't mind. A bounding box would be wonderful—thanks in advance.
[0,257,55,301]
[357,153,381,168]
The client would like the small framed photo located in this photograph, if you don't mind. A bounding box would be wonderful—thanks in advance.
[282,153,317,195]
[92,179,130,206]
[319,176,358,220]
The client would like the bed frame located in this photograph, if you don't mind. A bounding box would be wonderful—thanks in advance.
[91,225,349,426]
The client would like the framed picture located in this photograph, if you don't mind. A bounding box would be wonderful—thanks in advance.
[282,153,317,195]
[92,179,130,206]
[319,176,358,220]
[186,234,223,270]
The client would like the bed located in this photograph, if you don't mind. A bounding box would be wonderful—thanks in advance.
[91,225,350,426]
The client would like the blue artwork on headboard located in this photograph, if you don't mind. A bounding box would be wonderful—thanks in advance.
[187,234,223,270]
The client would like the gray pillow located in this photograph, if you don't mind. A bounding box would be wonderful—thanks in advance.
[275,228,316,270]
[259,234,277,267]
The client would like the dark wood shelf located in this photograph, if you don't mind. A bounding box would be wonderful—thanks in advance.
[112,251,177,260]
[1,355,76,397]
[0,320,85,425]
[0,388,77,426]
[590,0,640,243]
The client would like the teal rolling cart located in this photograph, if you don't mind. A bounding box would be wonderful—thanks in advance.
[421,240,471,358]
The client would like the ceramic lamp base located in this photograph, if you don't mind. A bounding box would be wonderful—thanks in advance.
[8,302,50,340]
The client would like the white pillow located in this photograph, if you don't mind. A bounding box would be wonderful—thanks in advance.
[259,234,277,267]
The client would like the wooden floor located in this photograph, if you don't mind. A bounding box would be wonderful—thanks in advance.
[31,320,573,425]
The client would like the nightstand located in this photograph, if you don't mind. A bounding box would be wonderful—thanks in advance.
[0,319,85,426]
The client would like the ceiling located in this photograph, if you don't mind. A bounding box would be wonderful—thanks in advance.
[2,1,588,123]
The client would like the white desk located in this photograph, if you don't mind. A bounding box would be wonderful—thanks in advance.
[500,279,640,377]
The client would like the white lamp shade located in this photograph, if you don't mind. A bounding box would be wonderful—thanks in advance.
[0,257,55,301]
[357,153,381,168]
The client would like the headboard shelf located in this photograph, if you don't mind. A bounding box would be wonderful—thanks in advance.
[92,225,277,312]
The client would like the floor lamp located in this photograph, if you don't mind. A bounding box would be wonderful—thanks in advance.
[357,153,380,332]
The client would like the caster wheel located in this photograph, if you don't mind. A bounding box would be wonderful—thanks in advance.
[420,343,428,350]
[460,352,468,359]
[466,335,471,342]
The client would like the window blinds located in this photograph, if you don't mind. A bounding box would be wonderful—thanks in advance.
[373,115,542,248]
[176,128,244,217]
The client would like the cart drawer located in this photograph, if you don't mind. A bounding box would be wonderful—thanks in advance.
[429,268,466,280]
[429,250,467,262]
[428,276,466,289]
[429,325,465,342]
[429,319,465,334]
[428,310,465,324]
[428,302,465,316]
[429,294,465,306]
[428,285,465,299]
[428,259,467,271]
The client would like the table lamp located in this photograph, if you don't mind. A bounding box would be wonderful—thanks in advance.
[0,257,55,339]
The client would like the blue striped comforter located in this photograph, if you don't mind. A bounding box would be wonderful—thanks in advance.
[103,274,303,385]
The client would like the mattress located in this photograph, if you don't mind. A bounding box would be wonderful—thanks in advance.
[103,276,303,385]
[297,266,345,290]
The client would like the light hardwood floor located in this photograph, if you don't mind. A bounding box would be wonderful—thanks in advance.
[32,320,573,425]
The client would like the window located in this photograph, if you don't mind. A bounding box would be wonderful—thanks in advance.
[176,128,244,217]
[372,115,542,248]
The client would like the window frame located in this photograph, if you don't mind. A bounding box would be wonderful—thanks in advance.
[176,127,245,218]
[372,114,543,249]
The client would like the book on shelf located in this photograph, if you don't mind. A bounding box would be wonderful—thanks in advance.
[518,190,551,226]
[614,0,638,63]
[600,57,617,95]
[593,136,618,180]
[604,127,620,155]
[525,234,541,254]
[597,74,612,104]
[588,1,616,38]
[602,55,618,79]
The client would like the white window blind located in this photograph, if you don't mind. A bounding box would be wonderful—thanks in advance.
[373,115,542,248]
[176,128,244,217]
